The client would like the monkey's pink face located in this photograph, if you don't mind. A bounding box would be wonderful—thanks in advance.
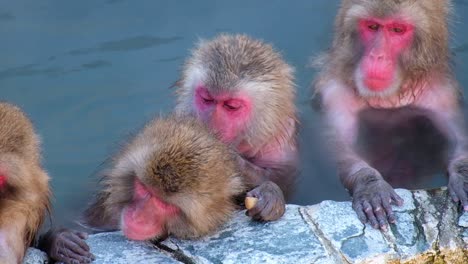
[356,17,414,95]
[121,179,179,241]
[194,86,252,143]
[0,175,6,190]
[0,167,7,190]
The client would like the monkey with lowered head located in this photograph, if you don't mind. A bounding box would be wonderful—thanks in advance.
[0,102,50,264]
[175,34,299,222]
[314,0,467,231]
[42,33,299,263]
[84,115,246,241]
[44,115,246,263]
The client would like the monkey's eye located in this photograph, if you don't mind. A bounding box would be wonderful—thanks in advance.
[223,100,242,111]
[202,97,215,104]
[367,23,380,31]
[389,24,407,34]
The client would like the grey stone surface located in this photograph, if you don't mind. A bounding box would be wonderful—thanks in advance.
[459,212,468,227]
[87,232,181,264]
[23,188,468,264]
[164,205,336,264]
[23,248,48,264]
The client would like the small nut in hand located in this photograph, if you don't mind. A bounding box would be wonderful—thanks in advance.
[245,197,259,210]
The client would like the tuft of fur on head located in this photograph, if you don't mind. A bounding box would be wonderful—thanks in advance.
[85,114,245,239]
[314,0,453,100]
[175,34,297,150]
[0,102,41,163]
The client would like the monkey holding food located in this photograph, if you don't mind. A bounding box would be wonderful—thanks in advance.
[44,34,299,263]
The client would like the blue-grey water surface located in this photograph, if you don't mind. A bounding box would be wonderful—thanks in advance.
[1,0,468,229]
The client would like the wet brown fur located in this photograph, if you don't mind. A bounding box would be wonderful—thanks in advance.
[84,115,245,239]
[0,102,50,263]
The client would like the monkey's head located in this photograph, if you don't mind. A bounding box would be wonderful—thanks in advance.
[118,116,244,241]
[175,34,296,150]
[331,0,451,98]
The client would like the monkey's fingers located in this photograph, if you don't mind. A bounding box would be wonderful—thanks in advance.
[352,202,368,224]
[362,201,379,229]
[371,197,388,232]
[55,233,94,263]
[390,190,404,206]
[76,231,89,240]
[381,196,396,224]
[67,232,94,258]
[56,245,93,264]
[449,188,459,203]
[246,181,285,221]
[246,197,268,221]
[448,176,468,210]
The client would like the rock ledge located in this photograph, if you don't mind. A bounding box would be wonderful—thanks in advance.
[24,188,468,264]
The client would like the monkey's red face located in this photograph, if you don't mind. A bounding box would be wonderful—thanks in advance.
[194,86,252,143]
[121,179,179,241]
[0,174,6,190]
[356,17,414,96]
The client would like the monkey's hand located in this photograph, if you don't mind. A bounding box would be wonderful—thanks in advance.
[448,157,468,211]
[245,181,286,221]
[40,229,95,264]
[351,169,404,231]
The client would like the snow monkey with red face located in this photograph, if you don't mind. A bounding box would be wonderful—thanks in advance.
[314,0,467,231]
[175,34,299,222]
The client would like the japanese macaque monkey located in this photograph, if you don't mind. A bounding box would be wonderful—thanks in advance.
[43,115,245,263]
[313,0,466,231]
[43,33,299,264]
[83,115,245,241]
[175,34,299,222]
[0,102,50,264]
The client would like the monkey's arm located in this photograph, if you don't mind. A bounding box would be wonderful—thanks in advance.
[237,140,298,222]
[0,200,31,264]
[434,109,468,210]
[38,228,95,264]
[412,84,468,210]
[38,192,119,263]
[328,122,404,231]
[0,160,50,264]
[319,85,403,230]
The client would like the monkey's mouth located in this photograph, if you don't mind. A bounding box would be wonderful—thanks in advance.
[365,77,392,91]
[121,200,164,241]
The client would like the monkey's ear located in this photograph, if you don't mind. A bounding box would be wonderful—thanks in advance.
[311,92,324,113]
[81,192,120,232]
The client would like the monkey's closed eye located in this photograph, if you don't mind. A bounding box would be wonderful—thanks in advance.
[223,100,242,111]
[223,103,240,111]
[202,97,215,104]
[368,23,380,31]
